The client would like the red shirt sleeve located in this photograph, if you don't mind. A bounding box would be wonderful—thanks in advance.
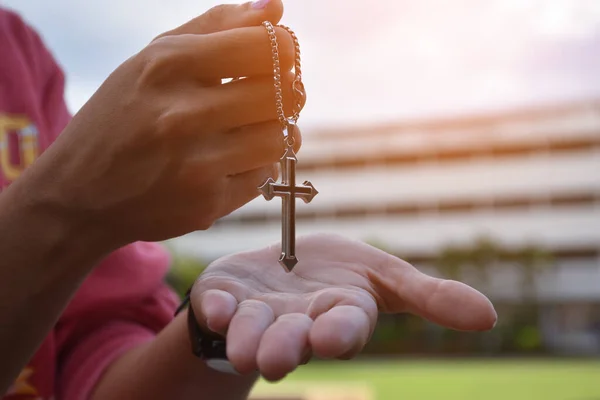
[55,243,181,399]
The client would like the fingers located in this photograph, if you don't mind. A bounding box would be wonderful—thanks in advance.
[227,305,370,380]
[379,255,498,331]
[227,300,275,374]
[159,1,284,37]
[195,25,295,79]
[153,2,284,87]
[408,277,497,332]
[304,289,378,360]
[256,313,312,381]
[189,122,300,178]
[212,73,307,132]
[219,163,277,213]
[225,122,301,175]
[148,26,294,82]
[159,72,304,138]
[220,121,289,176]
[197,289,238,335]
[179,161,277,223]
[309,306,372,360]
[192,297,372,379]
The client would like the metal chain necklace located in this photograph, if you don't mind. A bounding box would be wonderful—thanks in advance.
[258,21,318,272]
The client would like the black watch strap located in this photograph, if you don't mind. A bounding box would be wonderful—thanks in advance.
[175,288,238,374]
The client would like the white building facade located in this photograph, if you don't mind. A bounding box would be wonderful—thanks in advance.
[171,100,600,353]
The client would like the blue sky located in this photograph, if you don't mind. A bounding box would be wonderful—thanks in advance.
[4,0,600,130]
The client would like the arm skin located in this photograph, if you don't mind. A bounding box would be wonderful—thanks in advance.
[0,171,112,394]
[91,312,259,400]
[0,1,292,396]
[0,178,260,400]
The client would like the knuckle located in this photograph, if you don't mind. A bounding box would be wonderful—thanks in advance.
[138,37,179,87]
[204,4,229,24]
[139,35,199,87]
[156,107,185,138]
[156,99,218,138]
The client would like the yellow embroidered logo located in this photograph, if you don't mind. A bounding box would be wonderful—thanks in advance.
[5,367,39,396]
[0,114,40,183]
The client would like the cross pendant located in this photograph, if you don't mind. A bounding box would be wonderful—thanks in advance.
[258,128,318,272]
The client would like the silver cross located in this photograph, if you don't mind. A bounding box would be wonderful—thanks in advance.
[259,140,318,272]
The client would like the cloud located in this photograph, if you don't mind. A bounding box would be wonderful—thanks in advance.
[4,0,600,127]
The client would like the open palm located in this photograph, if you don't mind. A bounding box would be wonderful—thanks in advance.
[190,233,496,380]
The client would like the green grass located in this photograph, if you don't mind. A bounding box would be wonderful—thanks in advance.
[251,359,600,400]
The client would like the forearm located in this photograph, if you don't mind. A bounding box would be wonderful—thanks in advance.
[0,173,110,393]
[92,312,259,400]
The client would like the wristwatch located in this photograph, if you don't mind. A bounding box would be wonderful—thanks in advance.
[175,288,239,375]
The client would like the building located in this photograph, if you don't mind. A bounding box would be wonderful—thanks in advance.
[170,100,600,354]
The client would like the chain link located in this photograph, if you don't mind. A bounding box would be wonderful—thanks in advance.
[262,21,303,137]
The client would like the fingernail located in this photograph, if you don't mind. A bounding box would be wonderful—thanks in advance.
[251,0,270,9]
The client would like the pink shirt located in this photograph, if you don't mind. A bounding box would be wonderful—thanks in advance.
[0,8,179,399]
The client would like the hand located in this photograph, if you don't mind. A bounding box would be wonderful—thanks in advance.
[17,0,302,248]
[190,233,497,381]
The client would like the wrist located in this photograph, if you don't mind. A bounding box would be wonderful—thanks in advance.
[91,311,259,400]
[0,172,114,283]
[176,289,240,375]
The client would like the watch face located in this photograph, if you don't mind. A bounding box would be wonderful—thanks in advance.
[206,358,240,375]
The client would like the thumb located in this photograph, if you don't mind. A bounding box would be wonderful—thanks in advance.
[159,0,284,38]
[378,256,498,332]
